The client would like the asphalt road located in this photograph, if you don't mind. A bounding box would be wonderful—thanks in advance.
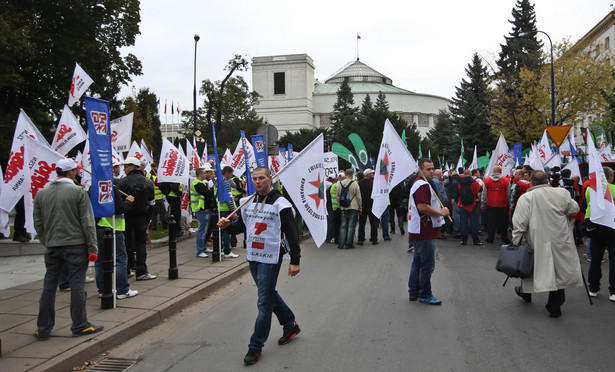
[98,231,615,372]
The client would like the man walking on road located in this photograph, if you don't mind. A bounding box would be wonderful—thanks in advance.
[357,168,379,245]
[481,166,511,244]
[337,168,362,249]
[408,159,449,305]
[33,158,103,339]
[217,166,301,365]
[512,171,583,317]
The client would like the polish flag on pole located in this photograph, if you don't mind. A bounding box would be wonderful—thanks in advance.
[586,133,615,230]
[371,119,418,219]
[51,105,87,155]
[275,133,327,247]
[68,63,94,107]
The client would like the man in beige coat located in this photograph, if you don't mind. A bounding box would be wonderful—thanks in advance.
[512,171,583,318]
[336,168,362,249]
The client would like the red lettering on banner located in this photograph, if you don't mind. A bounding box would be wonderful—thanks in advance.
[90,111,108,135]
[5,145,25,182]
[231,148,244,168]
[538,147,545,159]
[271,156,280,173]
[111,130,118,143]
[30,161,55,198]
[496,154,508,166]
[254,222,268,235]
[70,76,77,98]
[98,181,113,203]
[162,149,179,176]
[57,124,73,141]
[134,152,144,160]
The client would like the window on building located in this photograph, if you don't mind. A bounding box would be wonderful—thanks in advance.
[274,72,285,95]
[605,37,610,50]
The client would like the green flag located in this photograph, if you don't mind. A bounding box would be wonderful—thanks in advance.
[331,142,361,170]
[401,129,408,148]
[418,143,422,158]
[348,133,369,167]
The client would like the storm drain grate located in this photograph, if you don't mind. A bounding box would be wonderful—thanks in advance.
[88,358,138,371]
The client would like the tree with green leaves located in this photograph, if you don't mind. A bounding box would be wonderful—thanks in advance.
[428,110,459,164]
[360,94,373,118]
[450,53,496,160]
[329,80,358,138]
[277,128,330,152]
[116,88,162,158]
[490,0,544,146]
[375,91,389,111]
[0,0,142,164]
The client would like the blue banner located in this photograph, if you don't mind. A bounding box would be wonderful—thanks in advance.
[84,96,114,218]
[512,143,523,165]
[241,131,256,195]
[568,135,581,163]
[211,123,231,203]
[250,134,268,168]
[287,144,294,161]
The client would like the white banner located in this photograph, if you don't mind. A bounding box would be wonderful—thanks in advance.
[51,105,87,155]
[485,133,515,177]
[80,140,92,189]
[229,137,257,177]
[275,134,327,248]
[181,180,192,224]
[23,136,65,235]
[222,148,232,166]
[323,152,338,179]
[0,110,49,212]
[110,112,133,153]
[0,166,9,237]
[599,144,612,163]
[562,160,581,180]
[68,62,94,107]
[371,119,418,218]
[158,138,190,183]
[470,145,478,171]
[587,134,615,229]
[127,141,146,162]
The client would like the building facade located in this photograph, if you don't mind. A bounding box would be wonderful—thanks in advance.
[252,54,451,138]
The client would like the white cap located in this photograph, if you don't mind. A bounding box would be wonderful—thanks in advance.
[121,157,141,167]
[56,158,77,172]
[203,163,213,171]
[364,168,374,176]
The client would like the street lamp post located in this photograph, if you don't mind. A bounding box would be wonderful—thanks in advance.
[520,30,555,126]
[193,34,200,136]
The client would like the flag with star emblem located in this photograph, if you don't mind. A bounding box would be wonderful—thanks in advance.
[371,119,418,219]
[275,133,327,247]
[586,133,615,230]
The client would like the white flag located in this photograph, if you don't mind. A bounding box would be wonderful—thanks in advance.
[180,181,192,223]
[139,140,154,166]
[222,148,232,165]
[23,136,65,235]
[599,144,612,163]
[371,119,418,218]
[0,166,9,237]
[127,141,146,162]
[51,105,87,155]
[0,110,49,211]
[586,134,615,230]
[110,112,133,153]
[275,134,327,247]
[538,130,554,162]
[456,155,464,172]
[68,62,94,107]
[562,160,581,180]
[158,138,190,183]
[529,144,545,172]
[485,133,514,176]
[200,144,209,167]
[80,139,92,189]
[229,137,257,177]
[470,145,478,170]
[323,152,339,179]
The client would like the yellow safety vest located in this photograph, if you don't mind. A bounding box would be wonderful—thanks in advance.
[168,183,182,198]
[146,173,163,200]
[97,215,125,232]
[190,179,207,212]
[214,184,236,211]
[330,183,339,211]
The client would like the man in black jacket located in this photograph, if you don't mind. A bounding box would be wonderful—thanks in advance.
[357,169,379,245]
[218,166,301,365]
[117,157,156,281]
[158,181,183,237]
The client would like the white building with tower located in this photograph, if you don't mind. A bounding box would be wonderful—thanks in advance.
[251,54,451,138]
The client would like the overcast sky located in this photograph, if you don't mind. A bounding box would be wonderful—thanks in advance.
[119,0,613,122]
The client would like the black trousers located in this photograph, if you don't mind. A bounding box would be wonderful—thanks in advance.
[124,215,148,276]
[358,211,379,242]
[486,206,510,243]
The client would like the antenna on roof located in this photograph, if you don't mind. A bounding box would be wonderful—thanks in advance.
[611,4,615,10]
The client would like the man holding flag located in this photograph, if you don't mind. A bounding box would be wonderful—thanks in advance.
[33,158,102,339]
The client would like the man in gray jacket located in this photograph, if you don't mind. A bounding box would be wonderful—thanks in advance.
[33,158,102,340]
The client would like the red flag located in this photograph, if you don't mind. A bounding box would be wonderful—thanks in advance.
[164,102,167,114]
[357,34,361,39]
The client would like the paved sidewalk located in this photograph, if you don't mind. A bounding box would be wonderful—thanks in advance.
[0,235,250,372]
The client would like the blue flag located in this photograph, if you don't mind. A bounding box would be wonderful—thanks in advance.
[288,144,294,161]
[568,135,581,163]
[84,96,114,218]
[241,131,256,195]
[512,143,523,165]
[211,123,231,203]
[250,134,268,167]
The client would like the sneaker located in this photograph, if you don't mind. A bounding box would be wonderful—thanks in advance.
[407,246,414,253]
[244,348,261,365]
[372,240,379,245]
[197,252,209,258]
[223,252,239,258]
[609,294,615,302]
[136,273,157,281]
[357,240,364,246]
[515,286,532,303]
[419,296,442,305]
[72,324,104,337]
[127,271,135,278]
[278,322,301,345]
[189,228,198,233]
[117,289,139,299]
[204,248,213,253]
[589,291,599,297]
[409,294,419,301]
[59,287,71,292]
[474,241,484,246]
[34,330,50,341]
[85,276,95,283]
[460,241,467,246]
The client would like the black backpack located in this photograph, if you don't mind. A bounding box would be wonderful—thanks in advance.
[338,181,354,208]
[563,183,577,201]
[459,182,475,206]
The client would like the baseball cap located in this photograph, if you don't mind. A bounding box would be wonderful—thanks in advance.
[203,163,213,171]
[121,157,141,167]
[364,168,374,176]
[56,158,77,172]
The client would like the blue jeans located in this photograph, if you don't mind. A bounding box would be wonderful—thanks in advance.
[408,239,436,298]
[219,210,232,254]
[380,206,390,239]
[459,204,480,243]
[338,209,359,248]
[248,261,295,350]
[95,230,129,295]
[38,245,89,335]
[195,209,212,255]
[452,204,460,234]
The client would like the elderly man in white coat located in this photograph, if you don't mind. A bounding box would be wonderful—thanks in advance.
[511,171,583,318]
